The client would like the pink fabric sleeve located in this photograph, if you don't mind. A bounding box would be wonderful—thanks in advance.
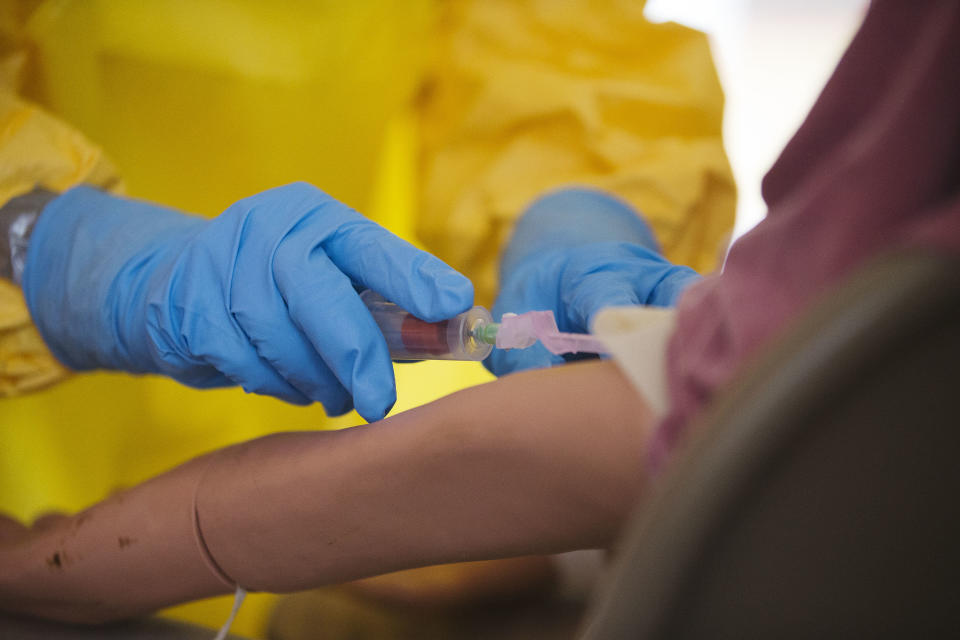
[649,0,960,473]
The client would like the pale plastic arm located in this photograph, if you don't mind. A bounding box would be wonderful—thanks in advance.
[0,360,653,623]
[0,451,228,624]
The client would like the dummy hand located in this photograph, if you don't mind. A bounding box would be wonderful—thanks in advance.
[487,188,699,376]
[23,183,473,421]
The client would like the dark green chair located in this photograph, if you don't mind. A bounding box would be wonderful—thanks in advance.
[579,251,960,639]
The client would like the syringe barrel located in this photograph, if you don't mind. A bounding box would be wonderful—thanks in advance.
[360,290,494,362]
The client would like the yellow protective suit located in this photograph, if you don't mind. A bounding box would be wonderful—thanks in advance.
[0,1,734,637]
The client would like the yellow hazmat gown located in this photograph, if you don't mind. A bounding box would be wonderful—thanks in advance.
[0,1,734,636]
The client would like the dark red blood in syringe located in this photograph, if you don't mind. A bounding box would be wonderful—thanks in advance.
[400,316,451,356]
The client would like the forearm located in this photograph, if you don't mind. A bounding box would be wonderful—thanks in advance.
[198,360,653,591]
[0,360,652,621]
[0,451,229,623]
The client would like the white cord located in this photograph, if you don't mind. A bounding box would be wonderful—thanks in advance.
[212,586,247,640]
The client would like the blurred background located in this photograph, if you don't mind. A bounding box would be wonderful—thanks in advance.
[647,0,868,241]
[0,1,871,638]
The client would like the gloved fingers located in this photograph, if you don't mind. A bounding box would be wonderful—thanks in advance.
[561,268,644,333]
[202,345,313,406]
[164,366,233,390]
[484,342,564,377]
[227,302,357,415]
[320,219,474,322]
[144,299,313,405]
[227,271,357,415]
[272,247,397,422]
[559,243,689,330]
[643,265,701,307]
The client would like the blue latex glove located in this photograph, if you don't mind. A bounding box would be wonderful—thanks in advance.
[23,183,473,421]
[486,188,700,376]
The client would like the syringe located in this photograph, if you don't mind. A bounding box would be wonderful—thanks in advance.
[360,290,497,361]
[360,290,607,362]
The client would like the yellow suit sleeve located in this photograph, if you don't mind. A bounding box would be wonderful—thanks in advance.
[0,5,121,395]
[417,0,736,306]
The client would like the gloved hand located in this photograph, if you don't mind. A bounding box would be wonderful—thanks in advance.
[23,183,473,421]
[486,188,700,376]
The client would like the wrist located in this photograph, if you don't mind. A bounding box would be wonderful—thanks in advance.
[0,187,59,284]
[23,186,206,373]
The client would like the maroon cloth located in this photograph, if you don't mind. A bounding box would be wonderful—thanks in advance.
[650,0,960,473]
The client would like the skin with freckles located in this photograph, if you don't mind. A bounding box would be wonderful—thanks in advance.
[0,360,653,624]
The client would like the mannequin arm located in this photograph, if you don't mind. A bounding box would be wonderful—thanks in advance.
[0,360,653,623]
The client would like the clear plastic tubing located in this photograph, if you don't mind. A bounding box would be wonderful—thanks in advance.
[360,290,497,361]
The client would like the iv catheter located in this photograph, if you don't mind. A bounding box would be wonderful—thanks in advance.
[360,290,608,362]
